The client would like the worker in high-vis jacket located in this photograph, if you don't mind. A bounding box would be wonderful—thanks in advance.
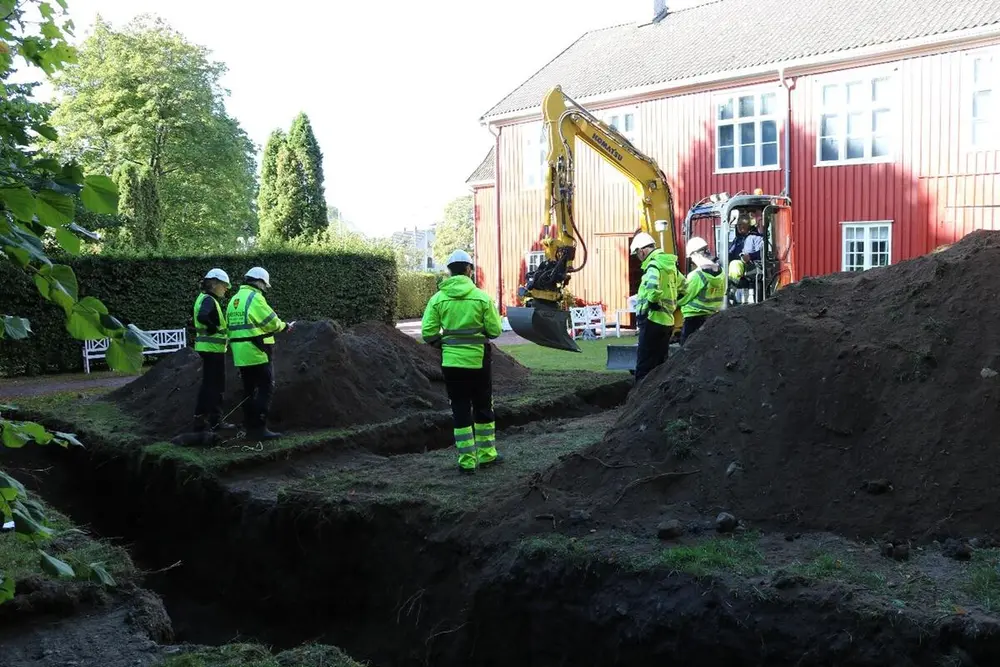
[225,267,295,440]
[631,231,681,386]
[677,236,725,344]
[192,268,235,433]
[421,250,503,474]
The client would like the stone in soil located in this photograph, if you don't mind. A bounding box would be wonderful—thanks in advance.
[715,512,738,533]
[942,538,973,561]
[657,519,685,540]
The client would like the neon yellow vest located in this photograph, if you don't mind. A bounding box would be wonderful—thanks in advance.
[637,249,680,327]
[192,293,228,353]
[679,269,726,318]
[225,285,285,367]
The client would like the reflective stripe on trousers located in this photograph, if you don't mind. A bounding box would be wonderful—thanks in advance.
[455,425,477,470]
[474,421,497,464]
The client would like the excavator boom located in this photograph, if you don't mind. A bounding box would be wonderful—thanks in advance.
[507,86,680,352]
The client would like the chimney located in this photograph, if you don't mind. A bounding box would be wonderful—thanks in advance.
[652,0,667,22]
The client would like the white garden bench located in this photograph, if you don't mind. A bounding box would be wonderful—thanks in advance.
[569,305,607,340]
[82,328,184,373]
[613,295,638,338]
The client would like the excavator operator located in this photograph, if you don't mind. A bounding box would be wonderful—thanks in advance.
[727,211,765,303]
[631,232,681,386]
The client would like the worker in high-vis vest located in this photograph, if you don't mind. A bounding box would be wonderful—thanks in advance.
[192,268,234,432]
[225,267,295,440]
[631,231,681,386]
[421,250,503,474]
[677,236,725,345]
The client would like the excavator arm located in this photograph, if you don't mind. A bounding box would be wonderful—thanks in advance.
[507,85,680,352]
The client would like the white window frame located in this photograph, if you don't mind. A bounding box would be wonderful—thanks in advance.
[714,87,782,174]
[816,68,898,166]
[526,251,545,275]
[967,48,998,150]
[840,221,893,272]
[598,105,640,146]
[522,121,547,190]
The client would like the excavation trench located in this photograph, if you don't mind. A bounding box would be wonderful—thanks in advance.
[8,378,1000,667]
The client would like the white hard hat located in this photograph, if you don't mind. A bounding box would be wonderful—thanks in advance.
[446,249,473,266]
[204,268,230,286]
[686,236,709,258]
[245,266,271,288]
[630,232,656,255]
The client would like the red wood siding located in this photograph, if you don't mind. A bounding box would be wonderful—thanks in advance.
[472,185,498,302]
[488,43,1000,311]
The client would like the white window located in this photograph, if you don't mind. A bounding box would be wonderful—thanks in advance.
[971,51,996,147]
[522,121,547,189]
[526,251,545,275]
[818,74,895,164]
[841,222,892,271]
[600,106,639,145]
[715,90,780,172]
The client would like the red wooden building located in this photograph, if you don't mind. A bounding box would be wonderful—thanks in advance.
[468,0,1000,316]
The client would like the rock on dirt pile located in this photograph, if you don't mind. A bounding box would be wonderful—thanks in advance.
[109,320,529,437]
[517,231,1000,542]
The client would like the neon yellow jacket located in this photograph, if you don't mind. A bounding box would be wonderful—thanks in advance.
[636,249,680,327]
[225,284,287,367]
[421,275,502,369]
[678,266,725,318]
[192,293,228,353]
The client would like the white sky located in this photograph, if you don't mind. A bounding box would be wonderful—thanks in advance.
[39,0,666,237]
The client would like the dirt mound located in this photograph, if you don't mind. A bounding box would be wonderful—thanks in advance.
[504,231,1000,542]
[109,320,529,437]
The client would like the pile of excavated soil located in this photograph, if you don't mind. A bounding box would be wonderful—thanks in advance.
[109,320,529,437]
[494,231,1000,543]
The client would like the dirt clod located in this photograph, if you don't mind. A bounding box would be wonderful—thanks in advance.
[862,479,893,495]
[882,542,910,561]
[942,538,973,561]
[716,512,738,533]
[109,320,529,436]
[657,519,685,540]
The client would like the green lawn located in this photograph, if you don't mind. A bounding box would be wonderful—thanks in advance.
[503,337,635,373]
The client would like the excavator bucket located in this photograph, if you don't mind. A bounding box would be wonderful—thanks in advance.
[506,306,581,353]
[606,344,638,371]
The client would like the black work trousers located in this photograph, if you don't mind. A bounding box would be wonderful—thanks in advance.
[442,350,494,429]
[634,318,671,386]
[239,361,274,430]
[195,352,226,423]
[680,315,707,345]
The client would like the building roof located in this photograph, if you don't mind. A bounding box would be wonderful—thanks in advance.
[481,0,1000,119]
[466,145,496,185]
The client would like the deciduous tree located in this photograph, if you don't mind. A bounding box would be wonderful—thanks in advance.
[432,195,474,266]
[48,15,257,253]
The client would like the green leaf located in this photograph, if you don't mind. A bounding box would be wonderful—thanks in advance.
[88,563,116,587]
[2,315,31,340]
[59,163,84,186]
[0,187,36,222]
[34,158,62,172]
[2,423,30,448]
[17,497,47,523]
[53,432,83,448]
[32,122,58,141]
[55,227,80,255]
[0,2,16,18]
[38,551,74,579]
[13,506,51,538]
[106,338,143,373]
[77,296,109,315]
[66,305,104,340]
[20,421,53,445]
[35,190,73,227]
[0,573,14,604]
[56,0,68,9]
[0,471,26,502]
[80,175,118,214]
[99,314,124,331]
[38,264,79,314]
[67,222,100,242]
[126,324,159,349]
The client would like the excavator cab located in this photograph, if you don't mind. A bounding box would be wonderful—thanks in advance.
[683,191,794,308]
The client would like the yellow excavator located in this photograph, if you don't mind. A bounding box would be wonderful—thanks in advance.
[506,85,795,368]
[505,85,682,353]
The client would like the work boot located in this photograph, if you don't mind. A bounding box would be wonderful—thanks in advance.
[209,415,237,430]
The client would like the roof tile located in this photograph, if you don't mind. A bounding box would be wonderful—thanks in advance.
[466,145,496,184]
[482,0,1000,118]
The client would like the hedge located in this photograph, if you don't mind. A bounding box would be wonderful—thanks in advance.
[395,272,439,320]
[0,250,397,377]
